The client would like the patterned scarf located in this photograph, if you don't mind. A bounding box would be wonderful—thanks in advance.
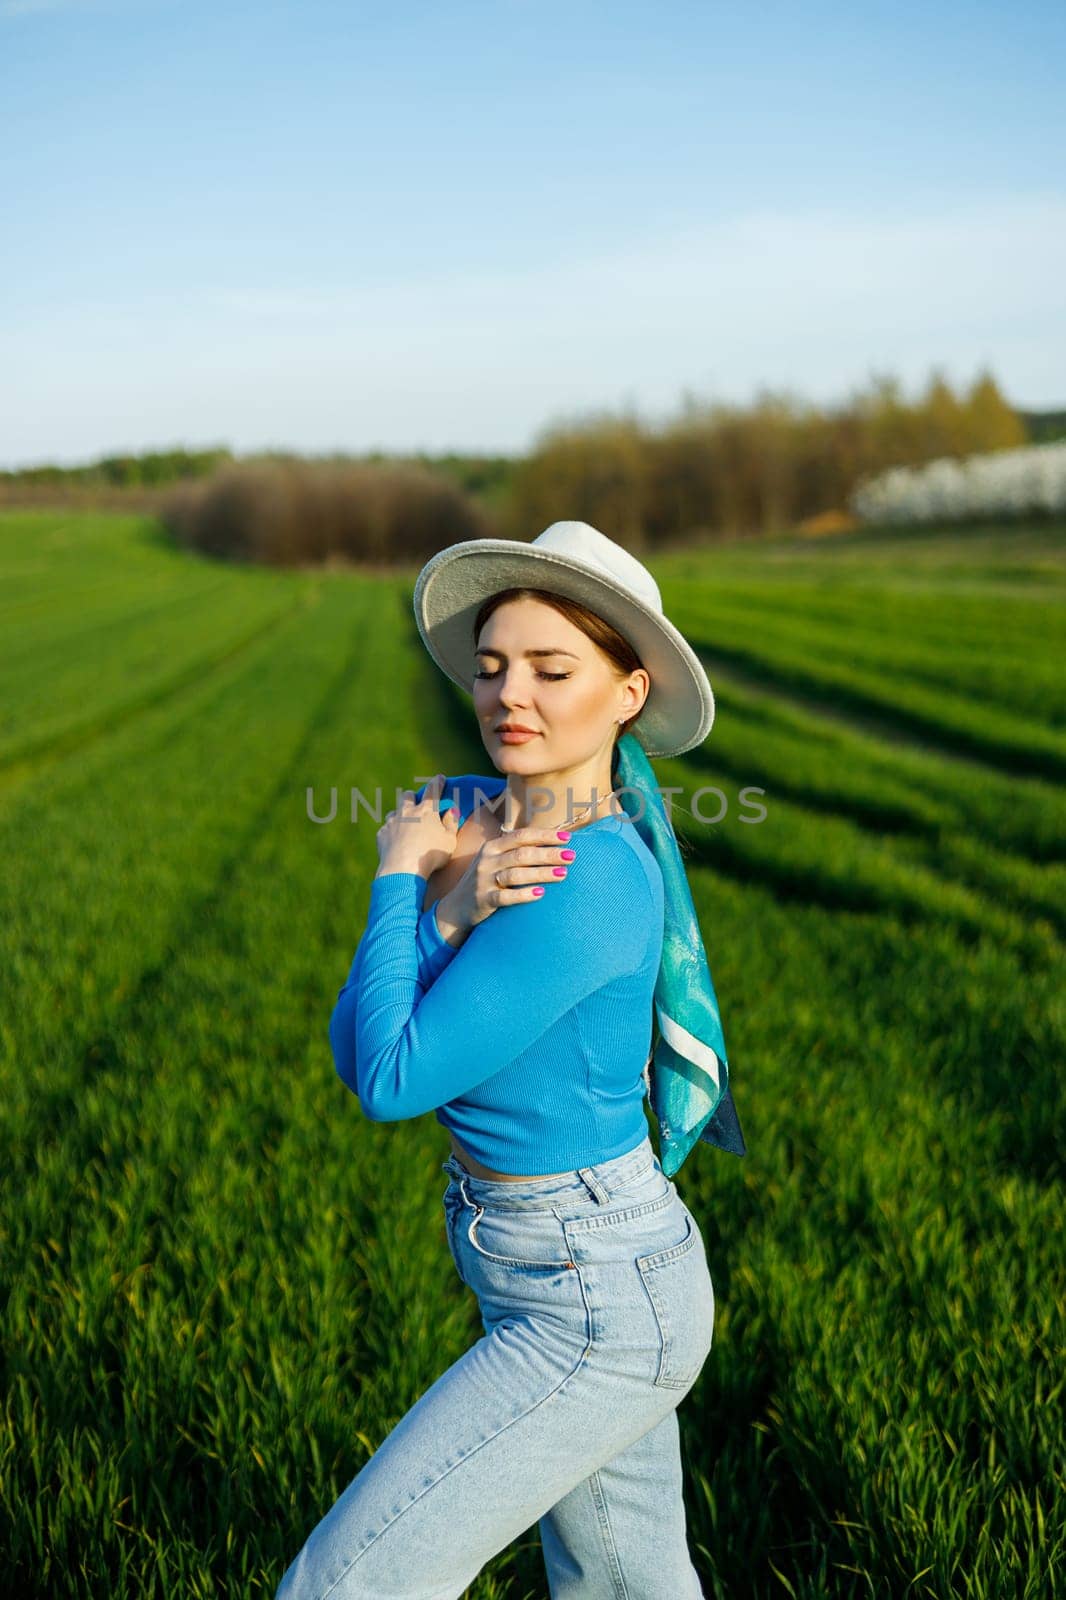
[613,733,747,1176]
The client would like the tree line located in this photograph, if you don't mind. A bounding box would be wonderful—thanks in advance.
[2,366,1061,561]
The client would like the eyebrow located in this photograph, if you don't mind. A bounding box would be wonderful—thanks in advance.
[475,647,580,660]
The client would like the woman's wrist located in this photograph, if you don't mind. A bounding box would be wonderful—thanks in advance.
[375,857,426,881]
[434,889,469,950]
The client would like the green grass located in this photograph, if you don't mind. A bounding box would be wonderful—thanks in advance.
[1,507,1063,1598]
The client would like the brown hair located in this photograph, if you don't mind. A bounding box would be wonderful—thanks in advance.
[472,587,647,779]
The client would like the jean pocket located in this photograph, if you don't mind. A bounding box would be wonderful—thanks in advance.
[464,1202,577,1273]
[635,1208,715,1389]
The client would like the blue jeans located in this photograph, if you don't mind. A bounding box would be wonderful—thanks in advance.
[276,1133,715,1599]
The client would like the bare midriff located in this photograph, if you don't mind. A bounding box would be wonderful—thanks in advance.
[426,780,624,1184]
[447,1132,573,1182]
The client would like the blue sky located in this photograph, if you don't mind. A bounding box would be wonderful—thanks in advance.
[2,0,1064,467]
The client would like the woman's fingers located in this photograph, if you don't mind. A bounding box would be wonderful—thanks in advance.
[489,827,576,901]
[495,826,576,862]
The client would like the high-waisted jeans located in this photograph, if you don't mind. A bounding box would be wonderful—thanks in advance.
[275,1132,715,1600]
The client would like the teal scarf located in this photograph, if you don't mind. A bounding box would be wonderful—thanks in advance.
[613,733,747,1176]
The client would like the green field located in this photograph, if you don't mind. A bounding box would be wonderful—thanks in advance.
[1,508,1063,1598]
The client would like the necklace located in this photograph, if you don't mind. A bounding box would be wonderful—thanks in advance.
[496,785,624,834]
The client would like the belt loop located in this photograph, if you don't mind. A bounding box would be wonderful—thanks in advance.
[578,1166,610,1204]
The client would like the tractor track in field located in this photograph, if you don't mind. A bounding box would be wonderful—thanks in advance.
[2,587,372,1183]
[0,573,235,651]
[0,587,318,797]
[619,654,1065,938]
[691,645,1065,783]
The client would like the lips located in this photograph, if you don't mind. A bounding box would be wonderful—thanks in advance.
[496,726,538,735]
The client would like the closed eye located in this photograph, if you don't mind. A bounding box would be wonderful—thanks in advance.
[474,669,571,681]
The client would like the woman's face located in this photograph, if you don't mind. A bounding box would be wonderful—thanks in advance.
[473,597,646,775]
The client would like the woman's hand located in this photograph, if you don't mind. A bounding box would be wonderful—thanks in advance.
[375,774,460,880]
[436,824,578,943]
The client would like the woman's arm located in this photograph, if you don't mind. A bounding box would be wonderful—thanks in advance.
[334,776,460,1022]
[331,895,456,1087]
[331,829,652,1122]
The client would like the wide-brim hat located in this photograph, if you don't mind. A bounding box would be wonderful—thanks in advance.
[412,520,714,759]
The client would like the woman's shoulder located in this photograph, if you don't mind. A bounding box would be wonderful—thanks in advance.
[570,819,658,908]
[411,772,506,826]
[594,817,664,917]
[461,773,508,801]
[536,825,658,971]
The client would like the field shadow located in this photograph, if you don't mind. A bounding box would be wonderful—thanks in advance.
[684,633,1064,783]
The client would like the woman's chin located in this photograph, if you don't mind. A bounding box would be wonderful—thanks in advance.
[487,745,547,770]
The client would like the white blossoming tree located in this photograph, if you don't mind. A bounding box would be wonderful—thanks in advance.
[850,440,1066,525]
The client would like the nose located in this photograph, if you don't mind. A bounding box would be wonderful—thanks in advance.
[495,669,532,708]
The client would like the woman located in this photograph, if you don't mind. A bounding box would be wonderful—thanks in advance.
[277,520,745,1600]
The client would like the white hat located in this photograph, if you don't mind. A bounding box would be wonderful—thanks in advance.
[412,520,715,759]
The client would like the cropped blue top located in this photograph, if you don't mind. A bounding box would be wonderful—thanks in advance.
[329,774,666,1174]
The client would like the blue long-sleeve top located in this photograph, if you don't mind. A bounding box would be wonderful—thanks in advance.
[329,773,666,1175]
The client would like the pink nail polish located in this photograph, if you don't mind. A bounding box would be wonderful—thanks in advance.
[553,866,568,877]
[532,886,545,897]
[557,831,571,841]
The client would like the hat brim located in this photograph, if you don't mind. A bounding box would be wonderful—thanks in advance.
[412,539,714,759]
